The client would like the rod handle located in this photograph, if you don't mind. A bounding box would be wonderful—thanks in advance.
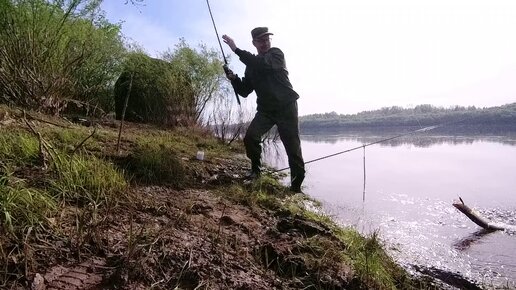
[223,65,241,105]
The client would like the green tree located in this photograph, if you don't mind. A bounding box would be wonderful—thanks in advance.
[162,39,226,125]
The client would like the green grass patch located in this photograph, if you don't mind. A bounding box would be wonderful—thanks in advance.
[217,176,287,209]
[50,152,127,205]
[42,127,103,153]
[337,228,396,289]
[0,129,39,167]
[300,235,349,273]
[0,175,55,234]
[134,126,235,158]
[49,128,89,147]
[126,143,187,188]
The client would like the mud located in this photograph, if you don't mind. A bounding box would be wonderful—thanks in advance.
[0,113,482,289]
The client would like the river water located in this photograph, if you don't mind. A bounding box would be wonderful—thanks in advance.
[265,132,516,288]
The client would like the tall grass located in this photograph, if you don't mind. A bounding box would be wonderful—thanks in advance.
[0,131,126,232]
[50,152,127,205]
[0,174,55,233]
[0,130,39,167]
[0,0,125,113]
[340,229,397,288]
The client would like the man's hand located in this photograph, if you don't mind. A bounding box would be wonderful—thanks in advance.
[222,34,237,52]
[223,65,237,80]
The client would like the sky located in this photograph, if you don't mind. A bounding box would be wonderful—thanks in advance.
[100,0,516,116]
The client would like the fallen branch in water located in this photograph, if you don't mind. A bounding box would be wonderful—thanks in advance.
[452,197,504,231]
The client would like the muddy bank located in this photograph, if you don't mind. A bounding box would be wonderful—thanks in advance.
[0,111,480,289]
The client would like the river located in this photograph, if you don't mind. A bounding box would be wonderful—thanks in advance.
[264,132,516,288]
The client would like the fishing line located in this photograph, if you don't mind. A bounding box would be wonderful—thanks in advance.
[274,124,440,172]
[273,110,485,173]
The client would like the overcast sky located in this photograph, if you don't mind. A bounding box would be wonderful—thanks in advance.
[101,0,516,116]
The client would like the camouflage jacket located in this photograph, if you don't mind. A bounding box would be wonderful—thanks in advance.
[232,47,299,113]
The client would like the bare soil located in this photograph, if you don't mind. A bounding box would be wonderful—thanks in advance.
[0,112,473,289]
[20,172,357,289]
[1,114,359,290]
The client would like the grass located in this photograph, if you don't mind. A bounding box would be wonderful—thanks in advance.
[0,118,128,237]
[134,125,238,157]
[217,175,289,211]
[50,152,128,205]
[0,109,441,289]
[125,143,187,188]
[0,129,39,168]
[0,174,55,234]
[47,128,91,148]
[225,175,421,290]
[293,210,396,288]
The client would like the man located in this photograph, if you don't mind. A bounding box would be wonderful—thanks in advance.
[222,27,305,193]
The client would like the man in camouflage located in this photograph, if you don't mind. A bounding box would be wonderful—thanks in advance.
[222,27,305,193]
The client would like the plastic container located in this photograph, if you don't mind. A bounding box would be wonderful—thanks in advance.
[196,151,205,161]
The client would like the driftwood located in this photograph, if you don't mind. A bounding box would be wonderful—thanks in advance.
[452,197,504,231]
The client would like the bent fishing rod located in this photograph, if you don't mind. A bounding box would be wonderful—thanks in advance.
[205,0,241,105]
[274,124,440,172]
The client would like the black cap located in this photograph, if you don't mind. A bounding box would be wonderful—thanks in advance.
[251,27,273,39]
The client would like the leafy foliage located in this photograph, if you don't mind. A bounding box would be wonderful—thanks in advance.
[114,41,227,127]
[114,52,182,125]
[0,1,240,132]
[162,39,226,125]
[0,0,125,114]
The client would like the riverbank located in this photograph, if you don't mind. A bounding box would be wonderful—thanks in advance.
[0,105,472,289]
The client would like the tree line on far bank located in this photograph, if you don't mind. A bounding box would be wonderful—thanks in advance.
[299,103,516,133]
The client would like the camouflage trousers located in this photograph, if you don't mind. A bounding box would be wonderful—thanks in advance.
[243,101,305,184]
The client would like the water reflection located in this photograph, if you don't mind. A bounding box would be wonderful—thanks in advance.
[263,132,516,288]
[453,229,496,251]
[302,133,516,147]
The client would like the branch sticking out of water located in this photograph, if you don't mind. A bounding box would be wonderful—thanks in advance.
[452,198,505,231]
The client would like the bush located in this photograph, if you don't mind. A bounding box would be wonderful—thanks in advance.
[0,0,125,114]
[162,40,227,125]
[114,52,194,125]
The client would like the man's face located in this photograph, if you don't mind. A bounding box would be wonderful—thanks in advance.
[252,36,271,55]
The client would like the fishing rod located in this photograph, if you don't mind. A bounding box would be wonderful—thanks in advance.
[274,124,440,172]
[205,0,241,105]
